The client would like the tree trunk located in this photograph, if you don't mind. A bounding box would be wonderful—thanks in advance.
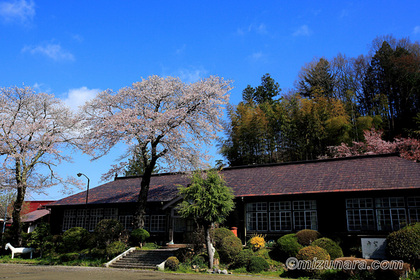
[133,164,154,229]
[206,224,215,269]
[11,182,26,246]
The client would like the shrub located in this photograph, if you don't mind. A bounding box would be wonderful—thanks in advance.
[219,235,243,263]
[386,222,420,267]
[166,256,180,271]
[130,228,150,247]
[59,252,80,262]
[175,247,193,263]
[62,227,89,252]
[311,237,343,260]
[94,219,124,248]
[213,227,234,249]
[183,227,206,253]
[296,246,330,277]
[296,229,321,246]
[189,254,207,268]
[276,234,303,261]
[106,241,127,259]
[233,249,254,268]
[249,234,266,251]
[247,256,269,273]
[27,223,52,257]
[90,247,106,259]
[334,257,411,280]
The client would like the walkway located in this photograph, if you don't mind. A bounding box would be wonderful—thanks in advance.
[0,264,284,280]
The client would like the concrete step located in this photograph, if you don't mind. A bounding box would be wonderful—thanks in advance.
[109,249,177,270]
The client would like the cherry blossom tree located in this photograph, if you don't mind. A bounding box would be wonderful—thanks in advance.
[0,86,83,244]
[83,75,232,228]
[327,129,420,161]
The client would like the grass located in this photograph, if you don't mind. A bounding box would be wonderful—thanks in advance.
[0,254,106,267]
[138,242,161,250]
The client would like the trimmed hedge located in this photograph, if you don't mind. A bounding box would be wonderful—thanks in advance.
[247,256,269,273]
[276,233,303,261]
[130,228,150,246]
[213,227,234,249]
[218,235,243,263]
[296,229,321,246]
[334,257,411,280]
[233,249,254,268]
[166,256,180,271]
[62,227,89,252]
[296,246,330,277]
[386,222,420,267]
[311,237,343,260]
[106,241,127,258]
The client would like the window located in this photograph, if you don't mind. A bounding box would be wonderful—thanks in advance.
[246,200,317,232]
[89,208,104,231]
[246,202,268,231]
[376,197,407,231]
[150,215,166,232]
[346,198,375,231]
[376,197,405,208]
[144,215,150,231]
[173,217,186,232]
[62,209,76,231]
[269,202,292,231]
[119,215,133,231]
[408,197,420,224]
[103,208,118,220]
[75,209,87,228]
[293,200,317,230]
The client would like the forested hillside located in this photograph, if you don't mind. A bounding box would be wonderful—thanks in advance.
[220,35,420,166]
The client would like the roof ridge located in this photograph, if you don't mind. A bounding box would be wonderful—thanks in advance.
[114,152,400,179]
[222,152,400,170]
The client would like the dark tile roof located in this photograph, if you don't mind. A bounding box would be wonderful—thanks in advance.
[21,209,50,223]
[50,154,420,207]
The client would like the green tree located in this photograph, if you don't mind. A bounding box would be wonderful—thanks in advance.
[362,37,420,138]
[27,223,51,258]
[177,170,235,269]
[242,73,281,104]
[298,58,335,99]
[221,74,284,166]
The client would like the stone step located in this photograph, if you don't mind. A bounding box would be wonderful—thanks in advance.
[108,249,178,270]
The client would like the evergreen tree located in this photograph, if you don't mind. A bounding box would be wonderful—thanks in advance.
[178,170,235,269]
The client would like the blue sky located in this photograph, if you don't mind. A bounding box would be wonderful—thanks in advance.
[1,0,419,200]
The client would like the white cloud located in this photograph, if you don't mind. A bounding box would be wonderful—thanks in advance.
[175,44,186,55]
[22,43,75,61]
[248,23,268,35]
[293,25,312,37]
[414,26,420,34]
[237,23,268,36]
[236,27,245,36]
[62,87,100,111]
[247,51,266,63]
[176,68,207,84]
[0,0,35,24]
[251,52,263,60]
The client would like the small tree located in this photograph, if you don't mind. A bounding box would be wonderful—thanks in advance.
[27,223,51,257]
[178,170,235,269]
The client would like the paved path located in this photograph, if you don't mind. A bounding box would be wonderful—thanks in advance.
[0,264,284,280]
